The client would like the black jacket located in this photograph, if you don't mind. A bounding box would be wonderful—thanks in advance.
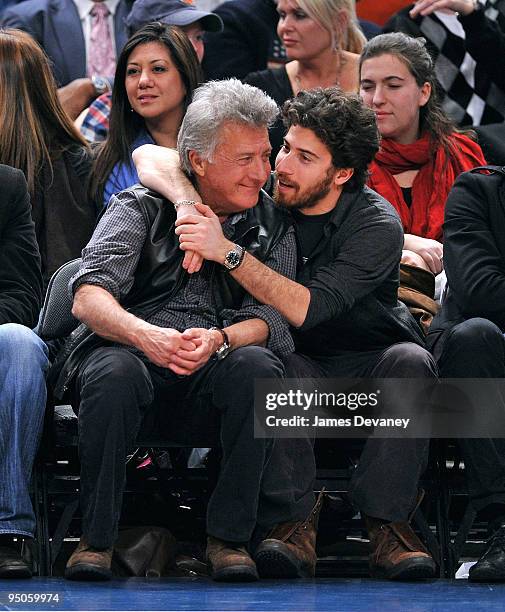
[50,186,292,398]
[291,186,424,356]
[202,0,278,81]
[428,166,505,356]
[0,165,43,327]
[32,146,96,289]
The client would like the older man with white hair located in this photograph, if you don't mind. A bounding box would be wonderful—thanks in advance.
[53,79,318,583]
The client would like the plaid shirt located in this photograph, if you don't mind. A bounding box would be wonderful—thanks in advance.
[70,189,296,357]
[80,92,112,143]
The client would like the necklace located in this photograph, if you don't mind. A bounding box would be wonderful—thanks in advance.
[293,55,344,93]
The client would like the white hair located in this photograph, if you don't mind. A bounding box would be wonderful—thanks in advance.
[177,79,278,176]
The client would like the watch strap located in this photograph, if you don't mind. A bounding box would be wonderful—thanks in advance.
[210,326,229,349]
[209,326,230,359]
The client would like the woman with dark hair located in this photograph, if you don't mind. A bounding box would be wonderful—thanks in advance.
[0,28,95,287]
[359,32,486,276]
[0,29,93,577]
[91,23,202,207]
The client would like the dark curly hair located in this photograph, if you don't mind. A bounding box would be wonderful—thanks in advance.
[281,87,380,191]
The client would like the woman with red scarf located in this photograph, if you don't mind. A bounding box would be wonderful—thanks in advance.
[359,31,485,276]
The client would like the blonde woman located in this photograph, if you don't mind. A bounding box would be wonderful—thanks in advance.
[245,0,365,161]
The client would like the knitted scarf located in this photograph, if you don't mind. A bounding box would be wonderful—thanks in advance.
[367,132,486,240]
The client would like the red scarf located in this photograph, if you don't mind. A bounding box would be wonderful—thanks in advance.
[367,132,486,240]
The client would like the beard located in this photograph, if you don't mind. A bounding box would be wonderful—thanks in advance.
[274,165,336,211]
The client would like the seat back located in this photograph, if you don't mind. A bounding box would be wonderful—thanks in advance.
[38,258,82,340]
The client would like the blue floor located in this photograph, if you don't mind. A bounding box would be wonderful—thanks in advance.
[0,578,504,612]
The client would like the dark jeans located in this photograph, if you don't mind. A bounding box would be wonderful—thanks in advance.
[284,342,437,522]
[427,317,505,513]
[74,345,315,549]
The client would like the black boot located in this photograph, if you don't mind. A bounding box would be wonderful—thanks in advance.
[0,536,32,579]
[469,523,505,582]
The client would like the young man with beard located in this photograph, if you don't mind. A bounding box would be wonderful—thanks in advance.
[53,80,317,583]
[134,87,439,581]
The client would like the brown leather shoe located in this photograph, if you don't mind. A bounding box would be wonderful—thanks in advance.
[65,537,113,581]
[365,515,436,580]
[254,491,324,579]
[206,536,258,582]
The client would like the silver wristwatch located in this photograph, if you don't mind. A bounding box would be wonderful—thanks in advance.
[91,75,110,96]
[209,327,231,360]
[223,244,245,271]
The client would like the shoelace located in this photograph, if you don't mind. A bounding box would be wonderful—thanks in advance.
[215,542,248,555]
[373,525,404,563]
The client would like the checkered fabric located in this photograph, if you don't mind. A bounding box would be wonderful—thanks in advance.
[384,1,505,126]
[80,92,112,143]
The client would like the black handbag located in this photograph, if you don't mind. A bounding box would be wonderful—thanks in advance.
[112,526,177,577]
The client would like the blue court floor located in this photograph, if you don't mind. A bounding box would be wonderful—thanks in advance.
[0,578,504,612]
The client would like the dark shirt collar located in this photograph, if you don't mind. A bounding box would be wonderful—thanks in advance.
[217,190,272,237]
[324,187,362,232]
[222,210,247,238]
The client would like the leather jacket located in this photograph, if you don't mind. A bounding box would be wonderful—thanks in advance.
[49,186,292,398]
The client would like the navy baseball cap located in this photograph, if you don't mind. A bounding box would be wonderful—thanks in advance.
[126,0,224,33]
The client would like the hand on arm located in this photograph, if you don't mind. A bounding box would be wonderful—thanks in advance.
[401,250,432,272]
[132,144,205,272]
[72,284,196,369]
[175,203,232,263]
[176,203,310,327]
[175,203,205,274]
[409,0,476,18]
[403,234,444,274]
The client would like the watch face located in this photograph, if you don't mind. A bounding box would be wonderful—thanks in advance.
[225,250,241,268]
[215,343,230,360]
[93,77,108,94]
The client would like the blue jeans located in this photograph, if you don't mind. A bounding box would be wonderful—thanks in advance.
[0,324,48,537]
